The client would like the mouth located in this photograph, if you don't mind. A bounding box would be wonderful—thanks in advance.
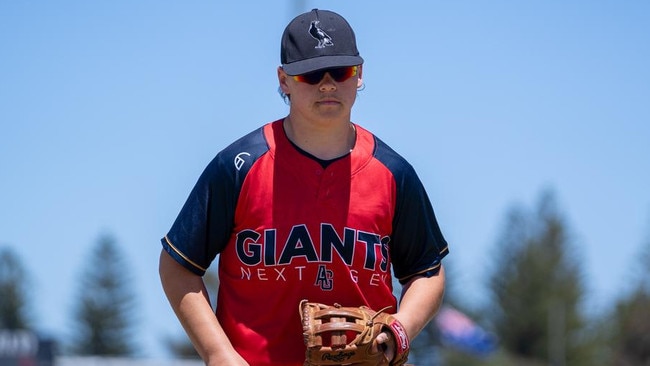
[317,98,340,106]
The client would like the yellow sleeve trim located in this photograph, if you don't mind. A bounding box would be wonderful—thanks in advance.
[164,235,208,273]
[402,262,442,280]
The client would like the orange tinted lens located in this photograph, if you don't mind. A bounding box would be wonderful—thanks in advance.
[329,66,358,82]
[293,71,325,84]
[293,66,358,85]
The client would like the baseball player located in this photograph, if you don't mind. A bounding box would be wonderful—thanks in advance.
[159,9,449,366]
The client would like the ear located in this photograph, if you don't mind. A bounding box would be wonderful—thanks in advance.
[356,65,364,88]
[278,66,291,94]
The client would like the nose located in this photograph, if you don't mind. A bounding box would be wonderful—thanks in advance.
[319,73,337,92]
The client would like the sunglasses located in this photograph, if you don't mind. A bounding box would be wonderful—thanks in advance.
[292,66,358,85]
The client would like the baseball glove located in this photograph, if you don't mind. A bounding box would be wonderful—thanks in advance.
[299,300,410,366]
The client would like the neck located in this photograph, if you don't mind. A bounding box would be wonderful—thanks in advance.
[283,115,356,160]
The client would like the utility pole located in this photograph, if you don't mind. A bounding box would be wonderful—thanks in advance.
[548,299,566,366]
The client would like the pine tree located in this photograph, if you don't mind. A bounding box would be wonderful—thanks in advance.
[486,189,594,365]
[0,247,31,329]
[606,216,650,365]
[68,233,137,356]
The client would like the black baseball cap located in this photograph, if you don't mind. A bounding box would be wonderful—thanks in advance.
[281,9,364,76]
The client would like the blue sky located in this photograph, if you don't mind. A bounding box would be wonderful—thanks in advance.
[1,0,649,359]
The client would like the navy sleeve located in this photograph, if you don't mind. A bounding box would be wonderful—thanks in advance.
[161,127,269,276]
[374,137,450,284]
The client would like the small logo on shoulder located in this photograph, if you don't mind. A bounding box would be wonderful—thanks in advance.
[234,152,251,171]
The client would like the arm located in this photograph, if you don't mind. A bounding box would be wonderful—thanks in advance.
[394,264,446,340]
[375,265,446,361]
[158,249,249,366]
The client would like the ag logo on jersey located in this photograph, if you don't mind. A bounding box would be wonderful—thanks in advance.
[315,265,334,291]
[234,152,250,171]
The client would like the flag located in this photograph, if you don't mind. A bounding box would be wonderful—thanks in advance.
[434,305,498,356]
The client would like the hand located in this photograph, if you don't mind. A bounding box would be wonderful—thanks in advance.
[373,330,396,363]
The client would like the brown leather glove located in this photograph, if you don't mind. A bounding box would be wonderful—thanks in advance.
[299,300,410,365]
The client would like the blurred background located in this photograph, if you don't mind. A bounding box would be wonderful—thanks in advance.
[1,1,649,365]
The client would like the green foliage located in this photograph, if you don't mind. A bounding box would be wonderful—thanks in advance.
[605,226,650,365]
[68,233,137,356]
[486,189,594,365]
[0,247,31,329]
[442,348,549,366]
[607,289,650,365]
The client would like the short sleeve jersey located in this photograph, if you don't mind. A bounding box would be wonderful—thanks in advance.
[162,120,449,365]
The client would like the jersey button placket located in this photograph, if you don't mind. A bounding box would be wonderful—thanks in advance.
[315,168,326,201]
[317,170,336,202]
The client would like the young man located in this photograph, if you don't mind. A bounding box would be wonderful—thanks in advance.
[159,9,449,365]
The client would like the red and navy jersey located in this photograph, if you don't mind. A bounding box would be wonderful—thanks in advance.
[162,119,449,365]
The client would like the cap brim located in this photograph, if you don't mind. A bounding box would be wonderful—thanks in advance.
[282,55,364,76]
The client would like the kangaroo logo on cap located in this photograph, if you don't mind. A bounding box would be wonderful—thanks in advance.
[309,20,333,49]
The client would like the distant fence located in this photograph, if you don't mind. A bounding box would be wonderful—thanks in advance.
[0,329,54,366]
[56,357,203,366]
[0,329,202,366]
